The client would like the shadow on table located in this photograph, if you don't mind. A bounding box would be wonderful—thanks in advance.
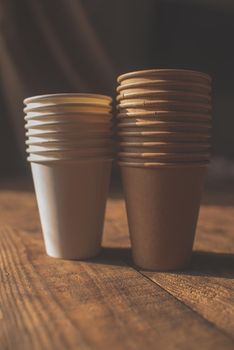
[88,248,234,280]
[175,251,234,279]
[87,247,131,267]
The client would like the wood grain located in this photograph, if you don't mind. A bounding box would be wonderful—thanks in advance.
[0,187,234,349]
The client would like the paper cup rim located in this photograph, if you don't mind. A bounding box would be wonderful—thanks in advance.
[118,130,211,137]
[117,69,211,83]
[117,110,211,120]
[25,138,113,146]
[25,121,111,129]
[24,93,112,105]
[117,100,211,110]
[118,160,209,168]
[119,141,210,148]
[117,90,211,102]
[116,80,212,92]
[25,122,112,130]
[27,155,114,163]
[117,121,211,129]
[26,129,112,136]
[118,151,210,159]
[25,111,112,120]
[26,147,113,154]
[24,103,112,113]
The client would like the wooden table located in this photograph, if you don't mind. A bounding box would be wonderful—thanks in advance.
[0,183,234,349]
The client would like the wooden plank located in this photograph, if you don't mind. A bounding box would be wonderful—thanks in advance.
[139,205,234,338]
[1,224,234,350]
[104,200,234,339]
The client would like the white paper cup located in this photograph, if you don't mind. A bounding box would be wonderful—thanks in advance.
[30,159,112,259]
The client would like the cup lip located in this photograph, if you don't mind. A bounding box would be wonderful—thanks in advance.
[118,130,211,138]
[116,80,212,92]
[119,141,210,148]
[25,138,113,146]
[27,155,114,163]
[24,121,112,130]
[25,111,112,120]
[26,146,113,154]
[117,90,211,102]
[24,120,112,129]
[117,110,212,120]
[118,151,210,159]
[24,103,112,114]
[117,121,211,130]
[26,129,112,136]
[118,160,209,168]
[117,69,211,83]
[24,93,112,105]
[117,100,211,111]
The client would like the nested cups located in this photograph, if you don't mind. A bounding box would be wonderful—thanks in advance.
[24,93,113,259]
[117,69,212,270]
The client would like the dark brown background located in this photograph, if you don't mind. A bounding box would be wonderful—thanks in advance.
[0,0,233,186]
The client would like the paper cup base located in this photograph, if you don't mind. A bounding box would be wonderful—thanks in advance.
[120,164,207,270]
[31,159,112,259]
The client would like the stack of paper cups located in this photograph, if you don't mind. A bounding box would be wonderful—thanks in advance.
[24,93,113,259]
[116,69,212,270]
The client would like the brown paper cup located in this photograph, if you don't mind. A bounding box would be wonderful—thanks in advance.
[117,90,211,103]
[120,163,207,270]
[30,159,112,259]
[117,80,212,93]
[118,69,211,85]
